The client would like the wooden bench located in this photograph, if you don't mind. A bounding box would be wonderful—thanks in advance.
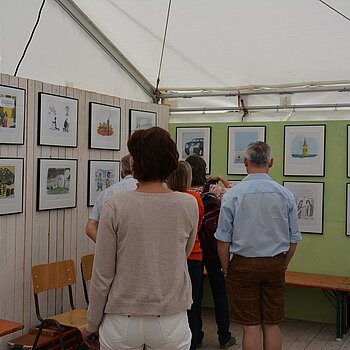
[0,319,23,337]
[286,271,350,340]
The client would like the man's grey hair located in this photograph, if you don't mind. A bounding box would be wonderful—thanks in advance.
[245,141,273,167]
[121,154,132,175]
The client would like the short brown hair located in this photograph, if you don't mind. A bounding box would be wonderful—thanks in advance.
[167,161,192,192]
[127,127,179,182]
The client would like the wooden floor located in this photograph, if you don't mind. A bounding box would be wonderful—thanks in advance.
[201,308,350,350]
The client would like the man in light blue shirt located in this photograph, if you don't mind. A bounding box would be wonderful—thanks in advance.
[86,154,138,242]
[215,141,301,350]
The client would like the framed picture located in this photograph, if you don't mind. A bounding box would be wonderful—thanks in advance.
[176,127,211,174]
[38,93,78,147]
[347,125,350,177]
[283,181,324,234]
[227,126,266,175]
[346,184,350,236]
[89,102,121,150]
[284,125,326,176]
[129,109,156,134]
[88,160,120,206]
[0,85,25,144]
[37,158,77,211]
[0,158,24,215]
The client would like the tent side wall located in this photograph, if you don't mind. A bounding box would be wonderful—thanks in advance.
[0,72,168,347]
[169,119,350,325]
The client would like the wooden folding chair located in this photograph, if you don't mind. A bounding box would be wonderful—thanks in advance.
[31,260,87,350]
[80,254,94,305]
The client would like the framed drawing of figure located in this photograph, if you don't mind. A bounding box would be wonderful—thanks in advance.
[283,181,324,234]
[88,160,120,206]
[38,93,78,147]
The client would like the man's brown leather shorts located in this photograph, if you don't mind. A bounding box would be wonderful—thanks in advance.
[226,253,286,325]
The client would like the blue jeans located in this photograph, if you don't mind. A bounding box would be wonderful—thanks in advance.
[201,257,232,346]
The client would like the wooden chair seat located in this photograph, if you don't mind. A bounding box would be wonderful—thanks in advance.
[31,259,87,350]
[49,309,87,332]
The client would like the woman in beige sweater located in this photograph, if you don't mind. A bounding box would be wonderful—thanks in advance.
[83,127,198,350]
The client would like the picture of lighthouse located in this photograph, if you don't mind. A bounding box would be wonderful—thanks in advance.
[284,125,325,176]
[290,136,318,159]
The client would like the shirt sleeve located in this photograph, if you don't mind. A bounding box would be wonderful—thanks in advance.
[89,192,104,221]
[214,194,235,242]
[288,196,302,243]
[86,201,117,333]
[185,198,199,257]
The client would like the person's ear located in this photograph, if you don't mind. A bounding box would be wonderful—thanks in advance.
[129,156,134,174]
[244,158,248,167]
[268,158,274,168]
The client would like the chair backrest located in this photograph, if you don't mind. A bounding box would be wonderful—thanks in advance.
[32,260,77,321]
[32,260,76,293]
[80,254,94,305]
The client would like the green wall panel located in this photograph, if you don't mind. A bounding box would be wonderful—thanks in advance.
[169,120,350,324]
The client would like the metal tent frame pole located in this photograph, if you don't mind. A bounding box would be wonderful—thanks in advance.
[55,0,156,100]
[170,103,350,114]
[161,85,350,100]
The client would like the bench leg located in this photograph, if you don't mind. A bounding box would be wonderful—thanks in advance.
[343,292,349,335]
[336,291,343,340]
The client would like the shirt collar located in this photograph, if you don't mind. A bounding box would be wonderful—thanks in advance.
[242,173,272,181]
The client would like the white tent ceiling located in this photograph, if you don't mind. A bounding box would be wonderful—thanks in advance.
[72,0,350,92]
[1,0,350,113]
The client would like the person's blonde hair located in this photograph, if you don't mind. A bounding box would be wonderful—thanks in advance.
[167,161,192,192]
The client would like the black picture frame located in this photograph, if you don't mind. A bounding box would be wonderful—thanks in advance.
[0,84,26,145]
[176,126,212,174]
[37,158,78,211]
[89,102,121,150]
[129,109,157,135]
[283,124,326,177]
[346,184,350,236]
[0,157,24,215]
[87,160,120,206]
[283,181,324,234]
[227,125,266,175]
[38,92,78,147]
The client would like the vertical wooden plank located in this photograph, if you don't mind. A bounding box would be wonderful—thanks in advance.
[0,73,10,350]
[6,76,21,330]
[31,79,50,326]
[40,83,56,318]
[54,85,67,314]
[0,74,9,330]
[22,77,35,332]
[14,77,27,333]
[74,86,88,308]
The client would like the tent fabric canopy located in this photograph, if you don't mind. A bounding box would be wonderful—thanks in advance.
[1,0,350,111]
[72,0,350,92]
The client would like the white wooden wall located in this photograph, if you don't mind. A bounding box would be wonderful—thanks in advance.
[0,73,169,348]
